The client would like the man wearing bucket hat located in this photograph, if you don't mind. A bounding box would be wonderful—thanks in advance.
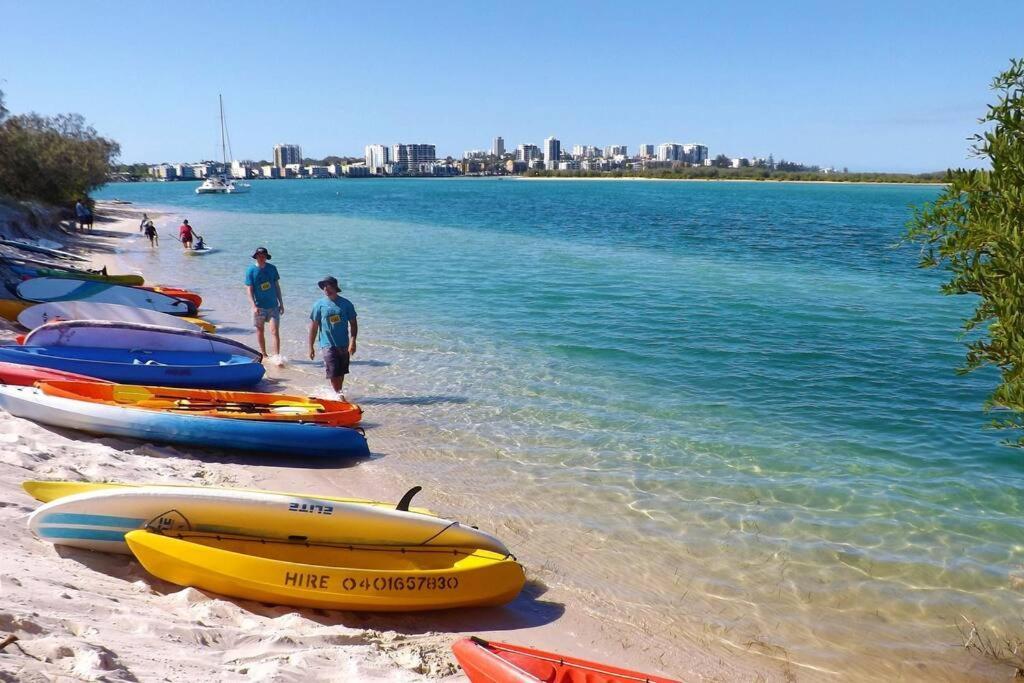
[308,275,357,396]
[245,246,284,363]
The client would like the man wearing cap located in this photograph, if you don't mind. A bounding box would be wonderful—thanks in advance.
[245,247,284,361]
[308,275,357,396]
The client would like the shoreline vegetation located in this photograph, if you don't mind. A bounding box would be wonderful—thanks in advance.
[520,167,948,184]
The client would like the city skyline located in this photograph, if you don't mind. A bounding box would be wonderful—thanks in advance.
[3,2,1023,171]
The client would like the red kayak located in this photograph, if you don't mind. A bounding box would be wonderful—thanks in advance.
[0,361,108,386]
[452,637,681,683]
[140,285,203,309]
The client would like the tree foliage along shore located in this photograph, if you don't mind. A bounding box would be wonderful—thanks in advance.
[0,89,120,206]
[523,167,945,183]
[906,58,1024,444]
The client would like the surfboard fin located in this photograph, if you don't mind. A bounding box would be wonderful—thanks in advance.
[396,486,422,512]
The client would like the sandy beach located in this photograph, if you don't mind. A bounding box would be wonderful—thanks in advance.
[0,203,768,681]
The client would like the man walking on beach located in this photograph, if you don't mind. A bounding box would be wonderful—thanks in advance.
[179,219,195,249]
[245,247,284,362]
[308,275,357,397]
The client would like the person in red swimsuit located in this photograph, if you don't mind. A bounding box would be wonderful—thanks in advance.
[179,219,195,249]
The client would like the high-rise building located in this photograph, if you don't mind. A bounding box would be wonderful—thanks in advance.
[543,136,561,169]
[638,144,655,159]
[274,144,302,168]
[604,145,627,158]
[516,144,540,162]
[391,143,437,167]
[656,143,681,162]
[492,136,505,157]
[364,144,391,173]
[682,144,709,165]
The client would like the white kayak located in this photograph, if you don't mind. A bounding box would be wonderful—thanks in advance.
[28,487,510,555]
[184,247,218,256]
[24,320,261,360]
[19,302,203,332]
[18,278,196,316]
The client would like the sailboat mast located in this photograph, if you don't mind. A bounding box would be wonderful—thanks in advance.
[219,94,227,167]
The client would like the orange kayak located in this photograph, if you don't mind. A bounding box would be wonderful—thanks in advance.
[37,380,362,426]
[0,361,107,386]
[141,285,203,309]
[452,637,681,683]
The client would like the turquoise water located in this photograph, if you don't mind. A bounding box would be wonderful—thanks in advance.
[96,179,1023,679]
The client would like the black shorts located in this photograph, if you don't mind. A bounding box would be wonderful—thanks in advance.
[324,347,350,378]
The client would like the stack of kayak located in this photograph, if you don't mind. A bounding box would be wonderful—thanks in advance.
[24,481,524,612]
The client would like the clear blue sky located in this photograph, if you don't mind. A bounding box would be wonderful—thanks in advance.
[2,1,1021,172]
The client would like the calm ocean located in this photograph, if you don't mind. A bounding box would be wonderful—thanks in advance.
[95,178,1023,679]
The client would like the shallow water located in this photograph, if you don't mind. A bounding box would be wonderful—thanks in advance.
[96,178,1024,679]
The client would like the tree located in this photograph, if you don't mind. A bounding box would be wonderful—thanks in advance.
[0,110,119,205]
[905,58,1024,443]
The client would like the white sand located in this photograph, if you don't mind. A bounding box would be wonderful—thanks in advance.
[0,203,775,681]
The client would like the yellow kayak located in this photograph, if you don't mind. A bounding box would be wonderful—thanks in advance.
[125,530,525,612]
[21,480,432,515]
[184,316,216,333]
[0,299,29,322]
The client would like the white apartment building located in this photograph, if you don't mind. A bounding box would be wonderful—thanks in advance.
[638,144,655,159]
[392,143,437,167]
[604,145,627,158]
[274,144,302,168]
[516,144,540,162]
[261,165,281,179]
[492,136,505,157]
[683,144,709,165]
[543,136,561,170]
[463,149,488,160]
[364,144,390,173]
[230,160,253,179]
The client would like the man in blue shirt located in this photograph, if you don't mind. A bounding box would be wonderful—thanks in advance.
[244,247,284,361]
[308,275,358,395]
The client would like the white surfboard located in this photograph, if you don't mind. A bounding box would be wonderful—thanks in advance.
[17,278,195,316]
[19,302,203,332]
[24,320,261,360]
[28,487,510,556]
[0,237,87,262]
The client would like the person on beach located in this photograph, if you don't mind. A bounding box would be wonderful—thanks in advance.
[245,246,284,361]
[75,199,92,231]
[139,213,149,232]
[308,275,357,397]
[179,219,195,248]
[143,218,158,247]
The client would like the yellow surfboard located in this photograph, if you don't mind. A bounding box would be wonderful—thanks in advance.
[21,480,432,515]
[126,530,524,612]
[183,316,216,333]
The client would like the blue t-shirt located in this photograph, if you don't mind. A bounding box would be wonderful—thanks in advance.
[310,296,356,349]
[245,263,280,309]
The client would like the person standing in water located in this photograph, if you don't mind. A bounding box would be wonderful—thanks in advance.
[143,218,158,247]
[139,213,149,232]
[308,275,357,397]
[179,219,195,249]
[245,247,284,362]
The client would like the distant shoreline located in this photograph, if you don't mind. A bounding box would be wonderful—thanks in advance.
[513,176,948,187]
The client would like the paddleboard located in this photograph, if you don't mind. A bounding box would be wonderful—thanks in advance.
[24,320,261,360]
[19,302,204,332]
[17,278,197,316]
[184,248,218,256]
[21,480,432,515]
[28,487,509,555]
[0,238,88,262]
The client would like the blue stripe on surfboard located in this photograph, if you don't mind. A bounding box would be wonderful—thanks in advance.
[38,527,128,542]
[39,512,144,528]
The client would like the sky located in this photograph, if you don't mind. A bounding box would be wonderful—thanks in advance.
[1,1,1021,172]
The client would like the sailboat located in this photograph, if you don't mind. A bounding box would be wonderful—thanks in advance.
[196,95,250,195]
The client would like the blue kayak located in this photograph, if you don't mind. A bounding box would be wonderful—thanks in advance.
[0,385,369,459]
[0,345,264,389]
